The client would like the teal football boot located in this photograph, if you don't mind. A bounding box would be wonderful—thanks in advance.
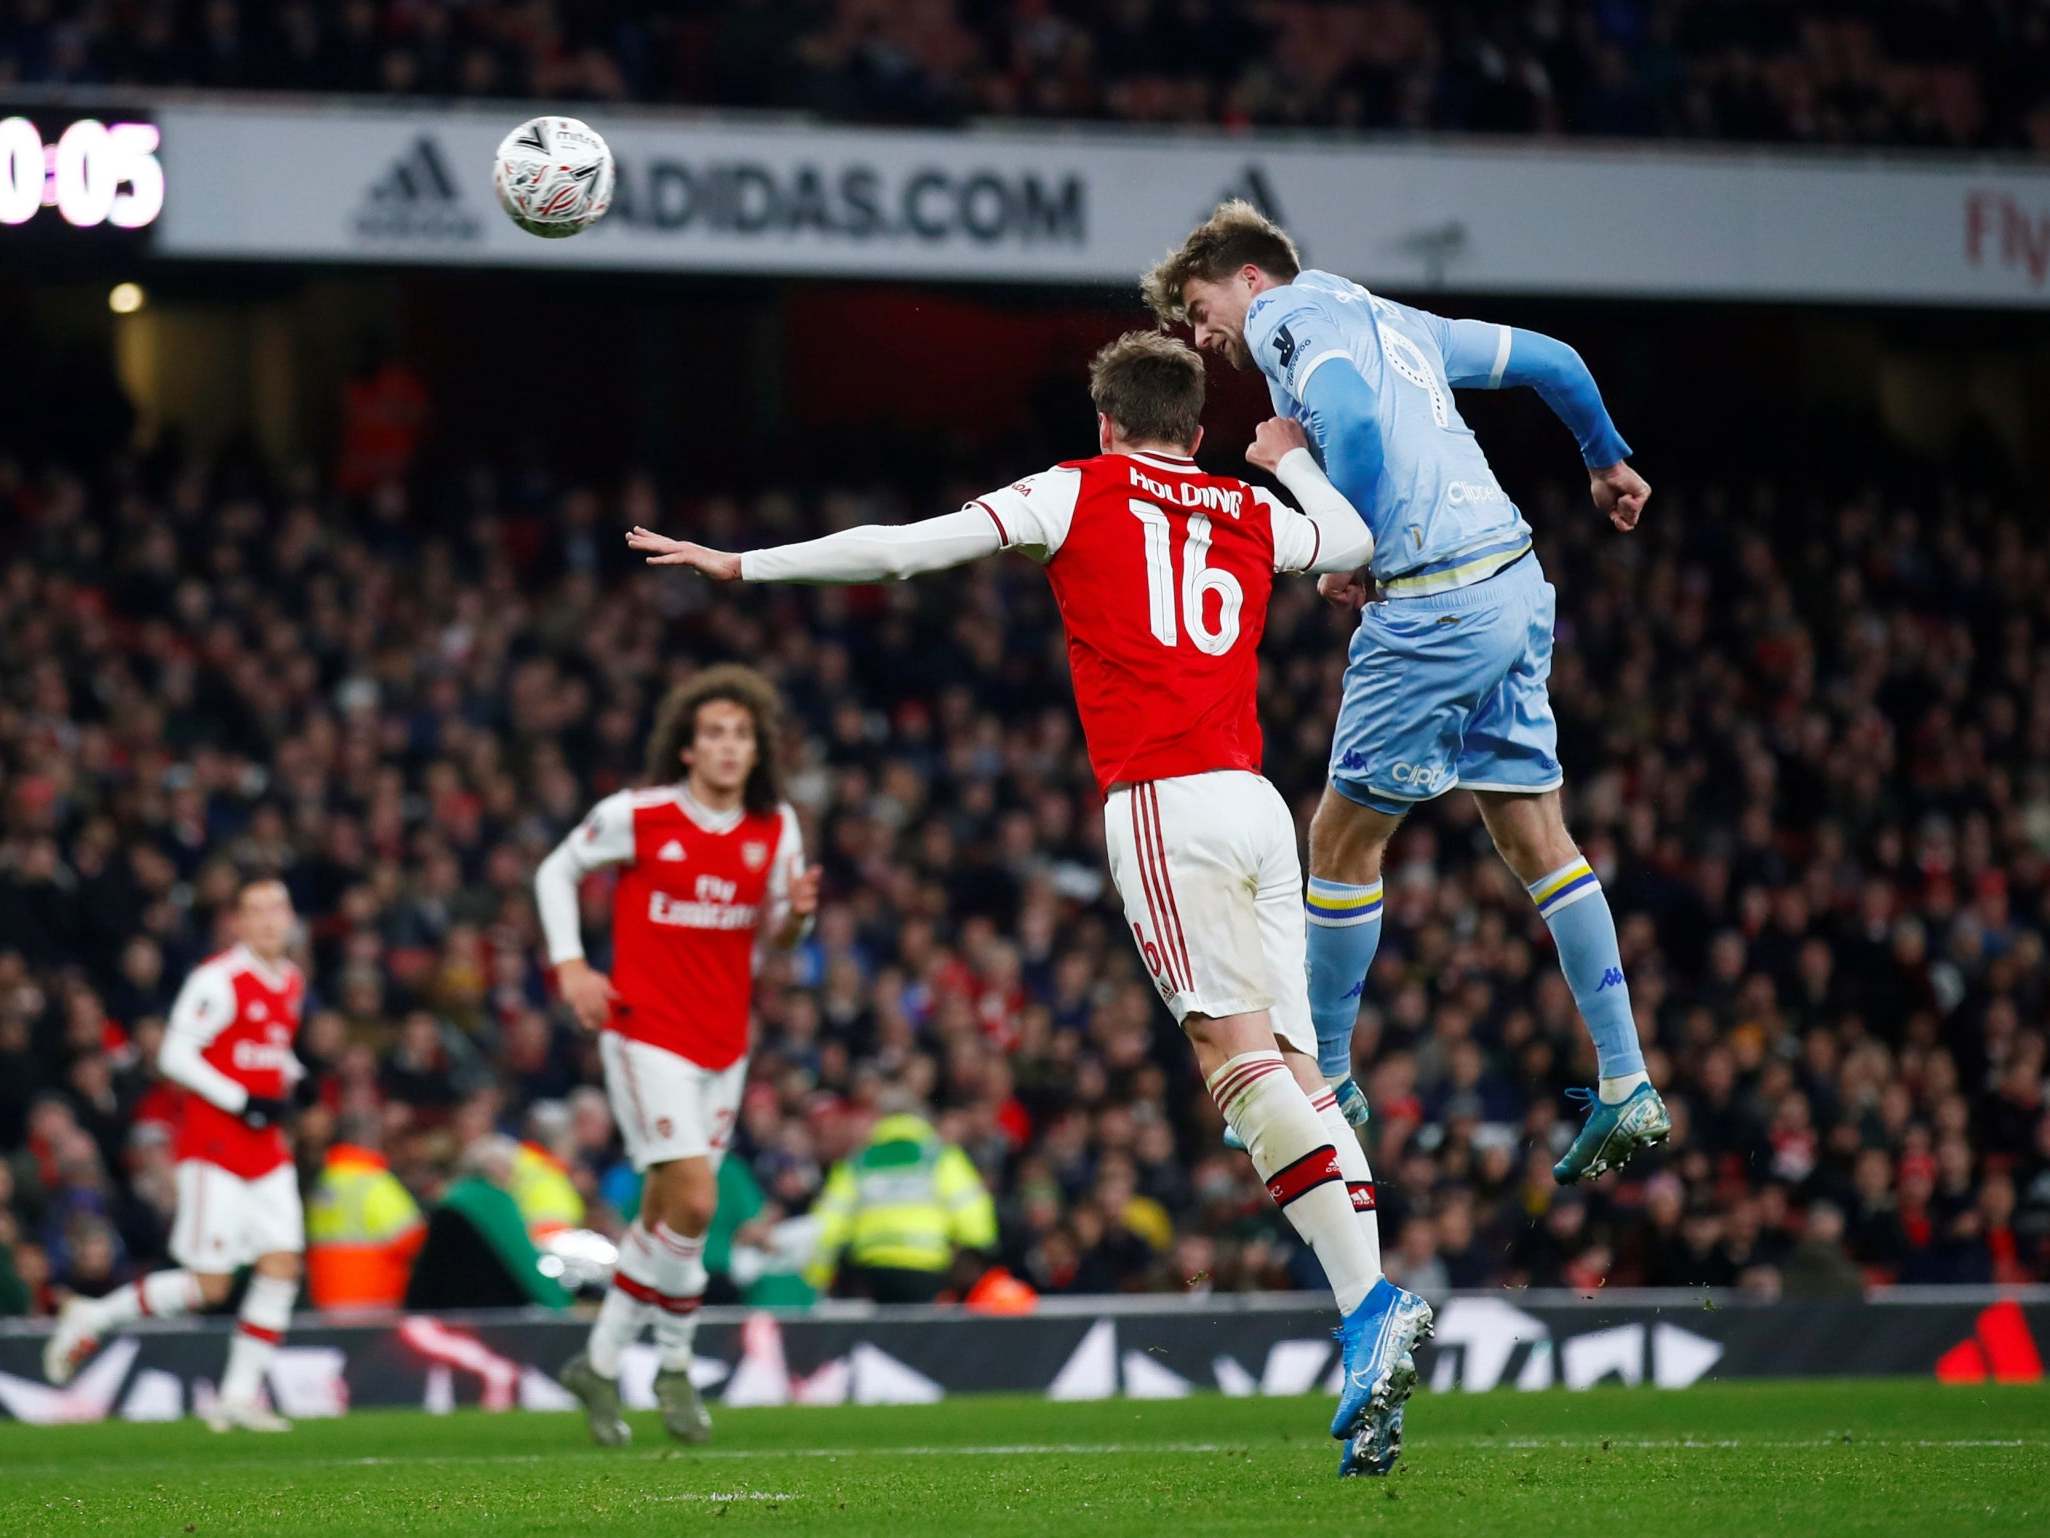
[1553,1082,1671,1184]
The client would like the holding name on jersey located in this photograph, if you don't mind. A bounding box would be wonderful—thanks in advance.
[628,332,1427,1478]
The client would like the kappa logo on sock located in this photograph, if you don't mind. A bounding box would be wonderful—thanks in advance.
[1342,980,1365,1000]
[1596,967,1626,991]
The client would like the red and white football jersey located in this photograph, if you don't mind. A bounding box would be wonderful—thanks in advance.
[161,944,304,1179]
[539,787,803,1070]
[969,450,1327,794]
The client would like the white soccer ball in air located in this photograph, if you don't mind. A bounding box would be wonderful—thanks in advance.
[493,115,614,239]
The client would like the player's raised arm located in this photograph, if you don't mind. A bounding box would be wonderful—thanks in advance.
[627,470,1079,583]
[1246,417,1376,575]
[1425,310,1649,531]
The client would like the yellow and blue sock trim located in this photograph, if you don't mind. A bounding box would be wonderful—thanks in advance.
[1306,876,1383,930]
[1529,858,1600,919]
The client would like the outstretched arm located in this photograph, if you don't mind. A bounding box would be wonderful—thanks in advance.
[628,511,1004,585]
[1437,317,1648,531]
[630,468,1081,580]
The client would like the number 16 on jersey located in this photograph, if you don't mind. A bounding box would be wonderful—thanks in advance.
[1130,500,1243,654]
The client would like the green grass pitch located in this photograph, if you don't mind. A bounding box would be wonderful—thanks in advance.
[3,1380,2043,1538]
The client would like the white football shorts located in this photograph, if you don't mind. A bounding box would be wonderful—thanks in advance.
[169,1160,305,1272]
[1102,769,1315,1056]
[600,1031,748,1172]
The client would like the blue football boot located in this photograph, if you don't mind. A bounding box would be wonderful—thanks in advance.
[1339,1394,1407,1478]
[1553,1082,1672,1184]
[1331,1277,1433,1477]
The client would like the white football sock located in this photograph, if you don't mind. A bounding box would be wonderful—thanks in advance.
[89,1269,204,1331]
[1209,1049,1378,1315]
[647,1222,708,1372]
[220,1273,295,1404]
[1599,1070,1650,1104]
[1310,1086,1384,1283]
[588,1222,663,1377]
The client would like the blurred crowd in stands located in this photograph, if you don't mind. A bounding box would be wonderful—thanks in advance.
[4,0,2049,154]
[2,403,2047,1320]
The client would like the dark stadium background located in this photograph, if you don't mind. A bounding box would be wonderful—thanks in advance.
[4,0,2050,1335]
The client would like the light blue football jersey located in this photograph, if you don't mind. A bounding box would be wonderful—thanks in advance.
[1245,269,1534,596]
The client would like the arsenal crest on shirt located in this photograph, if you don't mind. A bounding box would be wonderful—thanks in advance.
[741,840,769,870]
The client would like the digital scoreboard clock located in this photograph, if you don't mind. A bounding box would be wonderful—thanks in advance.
[0,111,162,236]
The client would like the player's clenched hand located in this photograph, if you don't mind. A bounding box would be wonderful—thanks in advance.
[556,957,619,1032]
[626,527,742,579]
[1318,569,1370,611]
[789,865,822,921]
[1246,417,1310,474]
[1589,462,1650,532]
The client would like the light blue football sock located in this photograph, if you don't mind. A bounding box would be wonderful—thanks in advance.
[1528,856,1644,1080]
[1304,875,1384,1081]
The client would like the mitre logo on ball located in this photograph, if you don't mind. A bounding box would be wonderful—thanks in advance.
[493,116,614,239]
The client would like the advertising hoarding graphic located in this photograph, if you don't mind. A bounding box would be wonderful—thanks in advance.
[354,136,480,244]
[143,102,2050,306]
[0,1295,2040,1425]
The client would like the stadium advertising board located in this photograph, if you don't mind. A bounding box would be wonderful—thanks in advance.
[144,102,2050,306]
[0,1295,2040,1425]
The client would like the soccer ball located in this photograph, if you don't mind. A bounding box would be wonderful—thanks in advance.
[492,116,614,239]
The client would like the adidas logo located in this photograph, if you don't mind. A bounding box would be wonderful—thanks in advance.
[1210,164,1284,227]
[1936,1300,2043,1384]
[354,137,480,243]
[656,839,687,862]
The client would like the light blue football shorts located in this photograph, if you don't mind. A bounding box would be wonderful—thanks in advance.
[1328,552,1563,816]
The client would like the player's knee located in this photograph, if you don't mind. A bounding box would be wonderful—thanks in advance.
[648,1164,716,1237]
[667,1186,716,1238]
[1481,792,1577,880]
[192,1272,236,1308]
[1182,1010,1275,1067]
[257,1251,304,1284]
[1308,791,1394,881]
[660,1189,717,1246]
[1182,1012,1223,1056]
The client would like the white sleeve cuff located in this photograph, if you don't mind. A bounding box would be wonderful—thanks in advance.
[1294,349,1350,396]
[1487,324,1513,389]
